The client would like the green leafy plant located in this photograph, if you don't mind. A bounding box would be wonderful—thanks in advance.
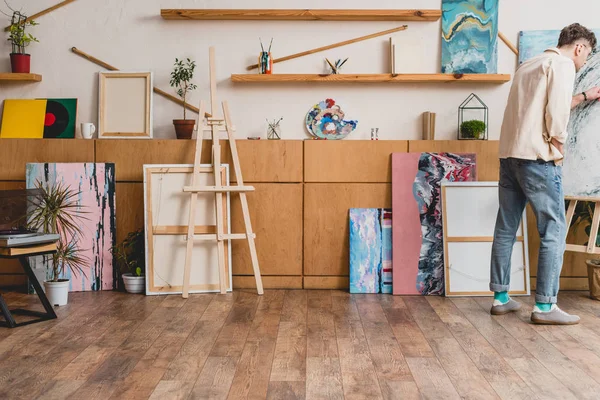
[569,201,600,249]
[460,120,486,139]
[26,181,89,282]
[169,58,197,120]
[7,11,38,54]
[112,229,145,277]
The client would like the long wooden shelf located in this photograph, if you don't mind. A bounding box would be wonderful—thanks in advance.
[230,73,511,84]
[160,9,441,21]
[0,73,42,82]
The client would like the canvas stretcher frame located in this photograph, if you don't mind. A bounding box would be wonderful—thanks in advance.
[98,71,153,139]
[143,164,232,295]
[441,182,531,297]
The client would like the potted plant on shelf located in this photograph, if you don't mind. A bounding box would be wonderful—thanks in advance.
[7,11,39,73]
[112,229,145,294]
[170,57,197,139]
[569,201,600,300]
[460,120,486,140]
[27,181,89,306]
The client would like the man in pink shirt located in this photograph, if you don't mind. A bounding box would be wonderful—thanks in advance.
[490,23,600,324]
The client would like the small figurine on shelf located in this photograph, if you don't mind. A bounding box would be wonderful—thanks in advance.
[370,128,379,140]
[267,117,282,140]
[258,38,273,74]
[326,58,348,74]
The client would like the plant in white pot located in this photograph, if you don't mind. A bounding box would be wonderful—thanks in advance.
[170,57,197,139]
[27,181,89,306]
[112,229,145,294]
[6,10,39,73]
[569,201,600,300]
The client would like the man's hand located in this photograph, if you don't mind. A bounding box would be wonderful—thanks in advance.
[551,138,564,155]
[585,87,600,101]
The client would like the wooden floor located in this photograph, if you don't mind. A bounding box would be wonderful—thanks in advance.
[1,290,600,400]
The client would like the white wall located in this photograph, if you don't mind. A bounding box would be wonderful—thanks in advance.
[1,0,600,140]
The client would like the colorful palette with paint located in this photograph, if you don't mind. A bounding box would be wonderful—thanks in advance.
[305,98,357,140]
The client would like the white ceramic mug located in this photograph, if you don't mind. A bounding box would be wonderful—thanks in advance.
[81,123,96,139]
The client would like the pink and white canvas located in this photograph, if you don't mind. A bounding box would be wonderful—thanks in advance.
[26,163,116,291]
[392,153,476,296]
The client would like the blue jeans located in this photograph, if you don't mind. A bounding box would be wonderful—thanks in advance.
[490,158,566,304]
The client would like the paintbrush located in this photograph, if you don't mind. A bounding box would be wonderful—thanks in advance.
[268,38,273,53]
[259,38,265,52]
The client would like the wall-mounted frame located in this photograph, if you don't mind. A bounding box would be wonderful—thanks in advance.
[143,164,232,295]
[441,181,530,297]
[98,71,153,139]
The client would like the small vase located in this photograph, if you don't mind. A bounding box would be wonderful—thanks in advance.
[173,119,195,139]
[122,273,145,294]
[258,52,272,74]
[44,279,69,306]
[10,53,31,73]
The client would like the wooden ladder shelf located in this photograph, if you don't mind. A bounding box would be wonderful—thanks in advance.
[181,47,264,298]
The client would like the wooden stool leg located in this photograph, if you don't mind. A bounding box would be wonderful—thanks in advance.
[589,201,600,254]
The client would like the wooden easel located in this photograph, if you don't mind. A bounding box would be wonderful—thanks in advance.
[566,196,600,254]
[181,47,264,298]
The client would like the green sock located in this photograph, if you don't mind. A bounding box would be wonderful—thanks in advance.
[536,302,552,312]
[494,291,509,304]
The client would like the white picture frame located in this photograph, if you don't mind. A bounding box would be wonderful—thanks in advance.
[98,71,153,139]
[441,181,531,297]
[143,164,232,295]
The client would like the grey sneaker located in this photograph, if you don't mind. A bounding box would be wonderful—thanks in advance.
[491,299,522,315]
[531,305,580,325]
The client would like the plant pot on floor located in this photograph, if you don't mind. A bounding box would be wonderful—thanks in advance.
[10,53,30,73]
[122,273,145,294]
[587,259,600,300]
[44,279,69,306]
[173,119,195,139]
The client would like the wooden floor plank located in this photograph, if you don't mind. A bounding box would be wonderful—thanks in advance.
[335,318,383,399]
[227,290,284,400]
[474,297,600,399]
[1,290,600,400]
[404,297,498,400]
[270,290,307,382]
[380,296,435,358]
[430,297,534,399]
[454,298,577,400]
[161,293,237,382]
[355,296,419,399]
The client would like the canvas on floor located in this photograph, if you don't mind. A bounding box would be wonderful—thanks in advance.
[26,163,116,291]
[349,208,392,294]
[441,0,499,74]
[392,152,477,296]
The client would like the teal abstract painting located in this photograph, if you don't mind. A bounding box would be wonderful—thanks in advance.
[441,0,499,74]
[349,209,392,294]
[518,29,600,65]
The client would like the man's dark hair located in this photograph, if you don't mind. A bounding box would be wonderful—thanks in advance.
[558,23,597,49]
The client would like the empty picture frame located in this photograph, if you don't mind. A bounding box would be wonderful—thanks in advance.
[441,182,531,297]
[143,164,232,295]
[98,71,153,139]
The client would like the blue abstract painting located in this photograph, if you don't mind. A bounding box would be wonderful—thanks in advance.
[518,29,600,65]
[441,0,499,74]
[349,208,392,294]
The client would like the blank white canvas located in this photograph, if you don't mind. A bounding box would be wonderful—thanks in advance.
[442,182,530,296]
[144,164,232,295]
[446,241,527,294]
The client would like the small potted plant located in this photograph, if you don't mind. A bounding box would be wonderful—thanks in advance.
[112,229,145,293]
[27,181,89,306]
[170,57,197,139]
[569,201,600,300]
[7,11,39,73]
[460,120,486,140]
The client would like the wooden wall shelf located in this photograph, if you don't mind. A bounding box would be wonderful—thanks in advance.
[160,9,441,21]
[230,73,511,84]
[0,73,42,82]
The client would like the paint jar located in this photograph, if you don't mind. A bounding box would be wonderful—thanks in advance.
[258,52,272,74]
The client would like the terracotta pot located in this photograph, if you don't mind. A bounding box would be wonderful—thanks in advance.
[587,260,600,300]
[10,53,30,73]
[173,119,195,139]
